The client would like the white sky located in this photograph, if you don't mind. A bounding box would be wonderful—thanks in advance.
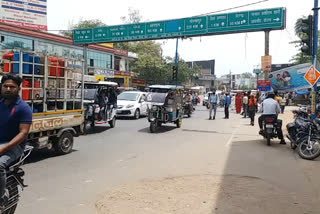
[48,0,315,77]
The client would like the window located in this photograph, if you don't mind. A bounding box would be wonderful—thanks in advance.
[88,51,112,69]
[0,35,33,50]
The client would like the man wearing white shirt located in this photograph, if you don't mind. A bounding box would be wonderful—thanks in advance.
[258,93,286,144]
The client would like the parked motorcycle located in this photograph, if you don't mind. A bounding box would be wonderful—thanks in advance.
[1,146,33,213]
[286,110,320,160]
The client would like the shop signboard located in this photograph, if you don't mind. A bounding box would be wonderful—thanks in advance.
[0,0,47,30]
[74,7,285,44]
[132,79,146,87]
[88,68,114,78]
[257,80,271,91]
[261,55,272,72]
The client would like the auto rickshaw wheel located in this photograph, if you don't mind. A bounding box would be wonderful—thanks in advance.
[150,121,157,133]
[176,118,182,128]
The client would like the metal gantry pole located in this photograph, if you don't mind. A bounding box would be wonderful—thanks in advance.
[264,30,270,81]
[174,38,179,86]
[312,0,319,118]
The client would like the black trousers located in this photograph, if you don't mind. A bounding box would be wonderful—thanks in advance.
[224,105,229,118]
[248,110,255,124]
[258,114,284,140]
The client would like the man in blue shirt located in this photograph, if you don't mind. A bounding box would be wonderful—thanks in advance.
[224,93,231,119]
[0,74,32,206]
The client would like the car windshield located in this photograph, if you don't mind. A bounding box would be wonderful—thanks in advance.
[118,92,139,101]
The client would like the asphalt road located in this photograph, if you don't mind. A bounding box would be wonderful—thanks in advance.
[16,105,320,214]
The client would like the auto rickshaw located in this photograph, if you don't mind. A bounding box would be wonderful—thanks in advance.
[82,81,118,132]
[146,85,184,133]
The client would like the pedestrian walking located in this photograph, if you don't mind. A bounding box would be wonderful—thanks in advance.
[235,93,242,114]
[280,95,286,114]
[242,93,249,118]
[224,93,231,119]
[208,91,219,120]
[248,94,257,126]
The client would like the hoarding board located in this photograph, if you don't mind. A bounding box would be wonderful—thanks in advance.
[74,7,285,44]
[269,63,312,91]
[0,0,47,30]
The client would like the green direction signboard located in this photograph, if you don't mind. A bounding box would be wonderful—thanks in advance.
[73,7,285,44]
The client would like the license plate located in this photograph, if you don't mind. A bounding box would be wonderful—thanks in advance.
[116,110,122,113]
[266,124,274,128]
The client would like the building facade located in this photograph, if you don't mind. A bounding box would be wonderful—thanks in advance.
[0,22,137,87]
[186,59,215,91]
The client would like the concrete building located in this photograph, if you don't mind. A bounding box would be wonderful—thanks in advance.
[186,59,215,92]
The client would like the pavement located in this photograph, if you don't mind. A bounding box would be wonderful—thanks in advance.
[16,104,320,214]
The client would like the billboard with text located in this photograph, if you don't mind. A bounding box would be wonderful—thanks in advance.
[0,0,47,30]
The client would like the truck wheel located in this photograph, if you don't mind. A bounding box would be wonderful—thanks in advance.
[54,132,74,155]
[109,117,116,128]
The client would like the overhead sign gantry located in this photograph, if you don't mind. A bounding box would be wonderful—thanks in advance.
[73,7,286,44]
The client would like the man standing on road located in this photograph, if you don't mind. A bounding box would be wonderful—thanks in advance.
[242,93,249,118]
[0,74,32,207]
[224,93,231,119]
[208,91,219,120]
[258,93,286,144]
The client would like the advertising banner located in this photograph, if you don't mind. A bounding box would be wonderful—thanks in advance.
[269,63,311,91]
[0,0,47,31]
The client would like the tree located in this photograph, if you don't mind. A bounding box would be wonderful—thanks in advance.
[120,8,142,24]
[290,16,318,64]
[60,19,106,38]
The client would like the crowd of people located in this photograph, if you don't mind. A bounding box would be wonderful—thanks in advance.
[205,89,287,144]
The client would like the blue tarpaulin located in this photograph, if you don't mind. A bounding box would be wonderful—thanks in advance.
[294,91,310,95]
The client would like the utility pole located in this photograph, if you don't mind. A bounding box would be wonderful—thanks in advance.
[312,0,319,118]
[229,70,232,91]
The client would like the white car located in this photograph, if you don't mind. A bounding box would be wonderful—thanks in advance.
[116,91,148,119]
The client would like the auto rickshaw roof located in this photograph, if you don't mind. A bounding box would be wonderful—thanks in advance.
[148,85,184,90]
[83,81,118,87]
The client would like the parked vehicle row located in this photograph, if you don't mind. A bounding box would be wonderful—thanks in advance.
[286,108,320,160]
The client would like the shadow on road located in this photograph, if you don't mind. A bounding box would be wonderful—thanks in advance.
[84,126,112,135]
[24,149,79,164]
[138,125,177,134]
[116,116,147,120]
[211,138,320,214]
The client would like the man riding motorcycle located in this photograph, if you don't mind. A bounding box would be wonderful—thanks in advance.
[0,74,32,209]
[258,92,286,144]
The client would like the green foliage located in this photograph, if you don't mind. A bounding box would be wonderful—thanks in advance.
[290,16,319,64]
[60,19,106,38]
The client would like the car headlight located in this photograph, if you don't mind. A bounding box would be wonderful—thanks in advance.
[126,104,134,108]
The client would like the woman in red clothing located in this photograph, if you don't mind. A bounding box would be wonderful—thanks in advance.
[235,93,242,114]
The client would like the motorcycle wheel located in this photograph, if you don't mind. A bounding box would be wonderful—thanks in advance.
[298,138,320,160]
[266,134,271,146]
